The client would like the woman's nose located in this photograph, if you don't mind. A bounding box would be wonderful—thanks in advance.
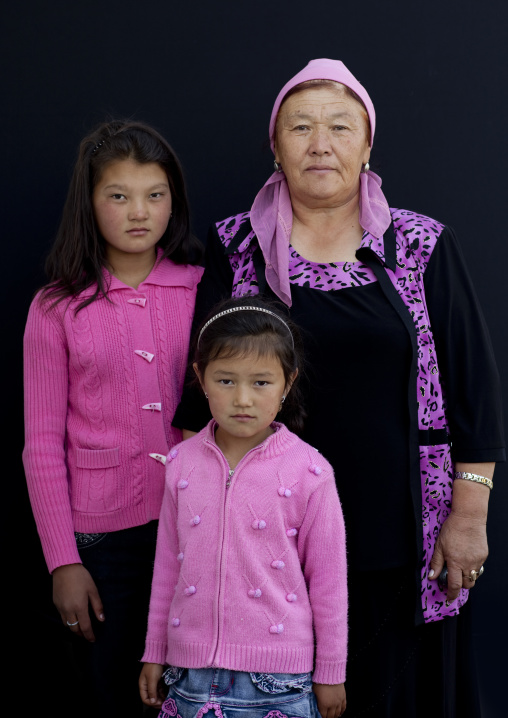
[310,127,331,155]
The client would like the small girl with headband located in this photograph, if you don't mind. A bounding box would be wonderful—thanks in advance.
[139,297,347,718]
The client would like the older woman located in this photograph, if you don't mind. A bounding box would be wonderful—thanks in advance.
[174,59,505,717]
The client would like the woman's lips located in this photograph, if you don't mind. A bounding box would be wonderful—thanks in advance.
[232,414,254,422]
[306,165,335,172]
[127,228,149,236]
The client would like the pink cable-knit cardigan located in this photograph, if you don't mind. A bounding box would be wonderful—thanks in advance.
[23,256,203,573]
[142,421,347,685]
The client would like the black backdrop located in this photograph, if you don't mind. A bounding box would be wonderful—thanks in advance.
[4,1,507,715]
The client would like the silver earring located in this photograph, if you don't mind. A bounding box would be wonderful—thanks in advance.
[279,395,286,412]
[204,392,208,399]
[362,162,370,173]
[274,160,283,173]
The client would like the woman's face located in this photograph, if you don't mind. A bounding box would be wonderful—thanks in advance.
[274,85,371,210]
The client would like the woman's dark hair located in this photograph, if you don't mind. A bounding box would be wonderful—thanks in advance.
[42,119,203,311]
[194,296,306,435]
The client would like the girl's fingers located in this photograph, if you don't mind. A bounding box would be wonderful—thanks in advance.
[139,674,150,704]
[76,609,95,642]
[89,585,105,623]
[139,665,164,707]
[63,615,80,633]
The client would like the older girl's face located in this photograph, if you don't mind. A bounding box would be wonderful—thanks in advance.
[93,159,172,265]
[274,85,371,210]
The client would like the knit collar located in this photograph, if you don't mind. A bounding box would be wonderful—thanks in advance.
[107,248,198,291]
[203,419,299,460]
[77,248,197,297]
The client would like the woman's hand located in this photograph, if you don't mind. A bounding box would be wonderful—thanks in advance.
[429,463,492,602]
[139,663,165,707]
[313,682,346,718]
[52,563,105,642]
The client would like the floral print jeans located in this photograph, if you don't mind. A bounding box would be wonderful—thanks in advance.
[158,667,318,718]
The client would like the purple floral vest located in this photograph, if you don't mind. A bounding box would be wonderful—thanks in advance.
[215,207,467,624]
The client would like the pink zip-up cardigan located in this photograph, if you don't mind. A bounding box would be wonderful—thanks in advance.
[23,256,203,573]
[142,421,347,685]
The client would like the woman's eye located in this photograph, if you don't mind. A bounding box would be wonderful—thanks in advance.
[218,379,233,386]
[333,125,347,131]
[255,381,269,387]
[111,193,125,200]
[150,192,163,198]
[294,125,309,131]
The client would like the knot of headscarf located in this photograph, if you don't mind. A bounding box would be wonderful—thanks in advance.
[250,58,392,306]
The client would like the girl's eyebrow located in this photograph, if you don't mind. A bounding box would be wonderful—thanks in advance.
[101,182,169,191]
[211,370,277,378]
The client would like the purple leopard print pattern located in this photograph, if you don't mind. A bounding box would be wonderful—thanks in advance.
[216,213,258,297]
[376,208,467,621]
[217,208,467,622]
[288,247,377,290]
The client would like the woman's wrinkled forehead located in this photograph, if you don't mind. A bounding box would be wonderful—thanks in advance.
[269,58,375,151]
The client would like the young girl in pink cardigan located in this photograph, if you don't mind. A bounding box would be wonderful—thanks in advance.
[22,119,203,718]
[140,297,347,718]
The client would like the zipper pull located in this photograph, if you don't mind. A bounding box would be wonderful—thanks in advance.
[226,468,234,489]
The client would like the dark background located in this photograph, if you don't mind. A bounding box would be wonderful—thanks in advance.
[4,1,507,715]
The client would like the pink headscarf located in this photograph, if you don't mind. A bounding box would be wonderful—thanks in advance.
[250,58,391,306]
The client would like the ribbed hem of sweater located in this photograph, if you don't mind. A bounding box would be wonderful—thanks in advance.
[45,504,159,573]
[143,640,315,675]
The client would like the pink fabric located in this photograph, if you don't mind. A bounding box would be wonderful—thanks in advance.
[269,58,376,150]
[23,256,203,573]
[359,168,392,238]
[251,58,391,306]
[142,421,347,685]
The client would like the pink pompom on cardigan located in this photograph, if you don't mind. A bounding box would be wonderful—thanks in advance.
[142,421,348,685]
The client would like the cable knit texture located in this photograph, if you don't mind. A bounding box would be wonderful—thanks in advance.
[142,421,347,685]
[23,256,203,573]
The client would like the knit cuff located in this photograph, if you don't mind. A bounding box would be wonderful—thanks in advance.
[141,640,168,666]
[312,659,346,686]
[46,539,82,574]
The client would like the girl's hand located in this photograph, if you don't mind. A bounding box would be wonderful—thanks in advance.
[52,563,105,642]
[139,663,165,707]
[313,682,346,718]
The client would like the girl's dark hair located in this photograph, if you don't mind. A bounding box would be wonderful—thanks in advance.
[194,296,306,435]
[42,119,203,311]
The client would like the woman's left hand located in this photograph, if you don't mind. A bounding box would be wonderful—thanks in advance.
[428,511,488,602]
[429,463,492,603]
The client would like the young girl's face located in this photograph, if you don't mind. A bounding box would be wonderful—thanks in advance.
[92,158,172,264]
[196,352,294,449]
